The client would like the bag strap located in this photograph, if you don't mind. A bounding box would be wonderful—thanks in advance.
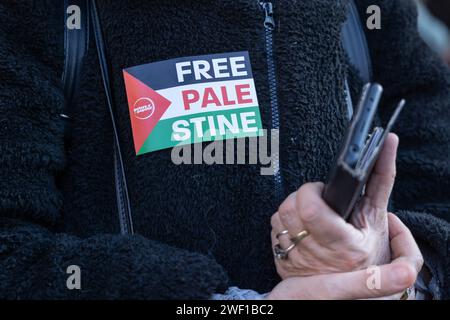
[342,0,373,118]
[62,0,90,117]
[90,0,134,235]
[62,0,134,235]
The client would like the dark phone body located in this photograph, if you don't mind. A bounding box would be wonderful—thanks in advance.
[323,83,405,220]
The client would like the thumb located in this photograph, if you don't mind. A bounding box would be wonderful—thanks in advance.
[364,133,399,210]
[268,261,416,300]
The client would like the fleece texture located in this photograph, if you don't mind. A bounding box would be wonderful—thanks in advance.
[0,0,449,299]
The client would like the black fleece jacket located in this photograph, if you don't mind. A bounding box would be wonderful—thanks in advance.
[0,0,449,299]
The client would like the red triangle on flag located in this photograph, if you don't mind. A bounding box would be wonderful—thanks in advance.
[123,71,172,154]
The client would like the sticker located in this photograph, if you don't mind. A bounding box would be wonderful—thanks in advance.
[123,51,263,155]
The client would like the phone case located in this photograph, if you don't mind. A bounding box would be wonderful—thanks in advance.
[322,90,405,220]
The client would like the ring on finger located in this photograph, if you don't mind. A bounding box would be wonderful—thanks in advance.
[292,230,310,243]
[273,230,310,260]
[276,229,290,239]
[273,242,297,260]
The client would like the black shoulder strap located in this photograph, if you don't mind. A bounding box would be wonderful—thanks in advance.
[62,0,134,235]
[342,0,373,118]
[62,0,89,115]
[90,0,135,235]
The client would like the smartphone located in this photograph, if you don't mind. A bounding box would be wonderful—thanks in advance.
[322,83,405,220]
[344,83,382,167]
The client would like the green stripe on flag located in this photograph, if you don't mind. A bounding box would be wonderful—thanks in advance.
[137,106,263,155]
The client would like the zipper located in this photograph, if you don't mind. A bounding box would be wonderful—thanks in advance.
[260,1,275,29]
[259,0,284,202]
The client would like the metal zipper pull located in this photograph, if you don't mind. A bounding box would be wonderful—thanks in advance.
[260,1,275,30]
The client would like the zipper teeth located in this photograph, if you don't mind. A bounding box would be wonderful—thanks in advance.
[262,1,284,201]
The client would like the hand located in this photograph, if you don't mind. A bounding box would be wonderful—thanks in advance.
[267,213,423,300]
[271,134,399,278]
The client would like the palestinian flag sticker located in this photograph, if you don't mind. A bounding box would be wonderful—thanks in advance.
[123,51,263,156]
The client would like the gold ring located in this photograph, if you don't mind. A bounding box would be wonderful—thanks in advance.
[291,230,310,244]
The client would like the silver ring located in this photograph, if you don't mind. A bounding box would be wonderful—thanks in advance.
[276,229,289,239]
[274,243,296,260]
[273,230,310,260]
